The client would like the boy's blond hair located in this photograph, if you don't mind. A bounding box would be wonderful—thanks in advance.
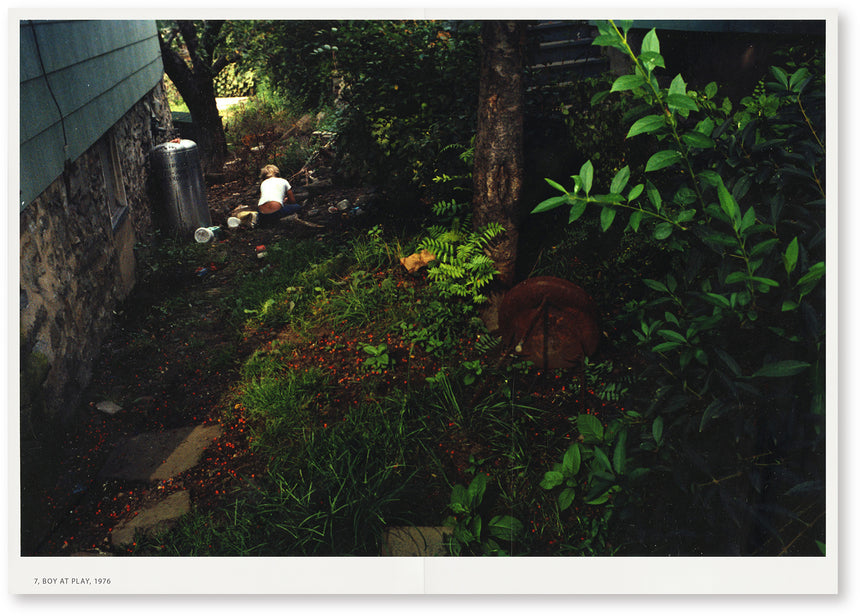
[260,164,280,180]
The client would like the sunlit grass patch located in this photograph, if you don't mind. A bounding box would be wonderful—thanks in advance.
[240,366,331,456]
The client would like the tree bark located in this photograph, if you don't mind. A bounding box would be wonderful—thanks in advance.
[471,20,526,289]
[159,21,229,174]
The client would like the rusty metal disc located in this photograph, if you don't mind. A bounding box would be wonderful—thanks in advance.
[498,276,600,369]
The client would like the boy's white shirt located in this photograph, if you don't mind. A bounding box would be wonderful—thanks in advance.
[258,176,292,205]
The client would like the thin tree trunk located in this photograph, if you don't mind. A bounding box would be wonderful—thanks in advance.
[472,20,526,289]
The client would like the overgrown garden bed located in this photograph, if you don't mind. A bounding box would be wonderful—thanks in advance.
[40,20,826,558]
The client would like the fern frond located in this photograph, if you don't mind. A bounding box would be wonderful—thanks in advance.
[474,334,502,355]
[419,238,456,261]
[417,197,506,304]
[466,254,496,271]
[423,224,449,238]
[431,199,468,217]
[457,242,478,261]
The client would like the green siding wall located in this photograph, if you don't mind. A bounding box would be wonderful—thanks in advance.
[19,19,164,210]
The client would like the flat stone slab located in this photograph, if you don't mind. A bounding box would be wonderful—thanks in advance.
[110,490,191,547]
[381,526,452,556]
[100,424,222,482]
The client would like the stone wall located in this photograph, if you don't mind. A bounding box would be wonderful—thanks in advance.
[19,82,174,441]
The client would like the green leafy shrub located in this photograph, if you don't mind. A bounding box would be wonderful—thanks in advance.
[214,61,257,97]
[540,414,648,510]
[532,21,826,555]
[224,95,324,179]
[245,21,342,111]
[243,20,480,205]
[330,21,480,197]
[361,343,391,371]
[443,473,524,556]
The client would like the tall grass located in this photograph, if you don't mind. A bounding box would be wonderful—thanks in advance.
[132,227,621,556]
[241,366,330,459]
[225,238,339,329]
[137,388,441,556]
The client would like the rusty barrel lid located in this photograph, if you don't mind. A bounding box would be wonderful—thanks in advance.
[498,276,600,369]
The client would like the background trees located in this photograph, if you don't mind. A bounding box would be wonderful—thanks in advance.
[158,20,239,174]
[235,21,481,201]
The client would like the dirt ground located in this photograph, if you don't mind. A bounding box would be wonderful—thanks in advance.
[28,161,390,555]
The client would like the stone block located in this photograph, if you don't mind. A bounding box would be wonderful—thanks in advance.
[110,490,191,547]
[100,424,222,482]
[381,526,452,556]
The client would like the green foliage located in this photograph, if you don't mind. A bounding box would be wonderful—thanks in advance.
[317,271,384,329]
[225,97,289,141]
[241,366,329,454]
[533,21,826,554]
[415,141,503,306]
[418,200,504,304]
[241,21,341,110]
[398,296,484,359]
[460,359,484,386]
[227,238,338,328]
[162,74,188,112]
[329,21,480,196]
[361,343,391,371]
[243,20,480,200]
[350,225,395,271]
[214,61,256,97]
[540,414,647,511]
[137,396,420,556]
[554,74,633,171]
[224,98,322,177]
[443,473,524,556]
[583,358,634,402]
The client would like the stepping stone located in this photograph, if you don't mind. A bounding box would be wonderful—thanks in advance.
[381,526,452,556]
[99,424,222,482]
[95,400,122,415]
[110,490,191,547]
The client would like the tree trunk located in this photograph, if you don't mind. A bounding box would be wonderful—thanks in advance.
[159,21,229,174]
[471,20,526,289]
[185,74,227,175]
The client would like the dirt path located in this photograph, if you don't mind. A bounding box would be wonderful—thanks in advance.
[29,166,381,555]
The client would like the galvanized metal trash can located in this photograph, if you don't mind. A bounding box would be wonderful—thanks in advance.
[150,139,211,236]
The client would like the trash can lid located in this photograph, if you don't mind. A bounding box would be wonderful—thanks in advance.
[152,138,198,154]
